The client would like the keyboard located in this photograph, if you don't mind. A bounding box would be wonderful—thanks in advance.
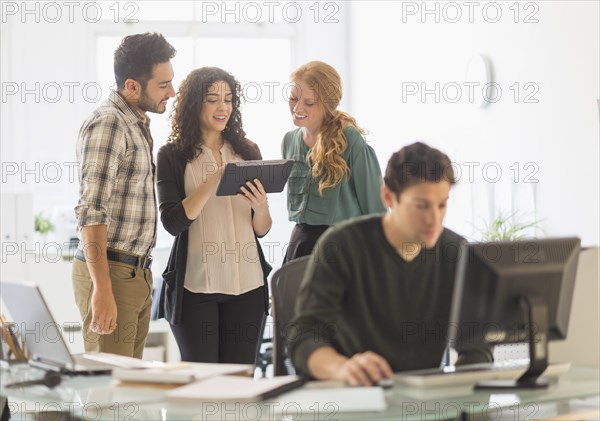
[395,360,571,387]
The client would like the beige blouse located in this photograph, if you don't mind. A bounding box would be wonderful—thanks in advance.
[183,143,263,295]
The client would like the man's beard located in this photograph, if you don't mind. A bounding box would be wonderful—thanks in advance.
[138,90,164,114]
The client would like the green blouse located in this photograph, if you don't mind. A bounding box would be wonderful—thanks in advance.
[281,126,387,225]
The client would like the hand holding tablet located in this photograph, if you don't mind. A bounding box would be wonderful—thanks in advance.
[216,159,294,196]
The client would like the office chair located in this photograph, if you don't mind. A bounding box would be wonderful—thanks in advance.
[271,256,311,376]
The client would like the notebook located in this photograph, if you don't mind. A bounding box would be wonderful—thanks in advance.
[166,375,305,402]
[0,281,154,374]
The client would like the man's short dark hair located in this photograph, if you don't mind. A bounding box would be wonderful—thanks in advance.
[384,141,456,197]
[114,32,176,90]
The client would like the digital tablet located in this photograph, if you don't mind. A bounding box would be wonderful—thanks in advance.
[216,159,295,196]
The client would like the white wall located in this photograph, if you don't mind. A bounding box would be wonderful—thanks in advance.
[349,1,599,246]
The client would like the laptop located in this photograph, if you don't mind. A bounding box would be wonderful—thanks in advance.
[0,281,153,374]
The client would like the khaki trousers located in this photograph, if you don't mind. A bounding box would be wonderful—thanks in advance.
[72,258,153,359]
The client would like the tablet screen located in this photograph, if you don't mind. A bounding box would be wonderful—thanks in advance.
[216,159,295,196]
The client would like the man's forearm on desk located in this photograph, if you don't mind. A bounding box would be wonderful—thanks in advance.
[307,346,349,380]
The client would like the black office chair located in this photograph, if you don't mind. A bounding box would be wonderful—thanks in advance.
[271,256,311,376]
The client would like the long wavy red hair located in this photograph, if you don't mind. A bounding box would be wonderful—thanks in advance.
[291,61,365,194]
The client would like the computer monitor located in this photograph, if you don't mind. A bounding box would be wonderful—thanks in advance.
[448,237,581,388]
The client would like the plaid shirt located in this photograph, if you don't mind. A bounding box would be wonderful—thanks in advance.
[75,91,157,256]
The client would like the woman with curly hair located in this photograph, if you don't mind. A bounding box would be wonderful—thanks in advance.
[282,61,386,263]
[156,67,272,363]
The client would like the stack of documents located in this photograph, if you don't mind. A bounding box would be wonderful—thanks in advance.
[112,362,252,384]
[82,352,160,368]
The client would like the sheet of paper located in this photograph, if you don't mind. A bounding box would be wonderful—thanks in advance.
[271,386,388,413]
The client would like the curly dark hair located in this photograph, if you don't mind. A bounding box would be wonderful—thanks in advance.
[168,67,259,162]
[114,32,176,89]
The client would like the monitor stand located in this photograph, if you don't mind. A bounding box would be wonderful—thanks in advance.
[476,296,552,390]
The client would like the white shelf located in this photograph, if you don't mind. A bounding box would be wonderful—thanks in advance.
[146,319,180,363]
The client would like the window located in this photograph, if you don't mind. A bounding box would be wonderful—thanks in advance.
[95,5,297,254]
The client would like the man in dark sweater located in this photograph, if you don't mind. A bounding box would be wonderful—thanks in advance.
[289,142,491,386]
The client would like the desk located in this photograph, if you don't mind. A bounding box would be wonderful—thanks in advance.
[2,366,598,420]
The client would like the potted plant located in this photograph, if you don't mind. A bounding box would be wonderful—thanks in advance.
[476,210,543,241]
[34,212,55,243]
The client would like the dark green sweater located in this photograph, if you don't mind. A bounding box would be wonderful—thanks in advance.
[281,126,386,225]
[289,215,469,374]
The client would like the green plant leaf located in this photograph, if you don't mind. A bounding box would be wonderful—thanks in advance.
[475,210,544,242]
[34,213,55,234]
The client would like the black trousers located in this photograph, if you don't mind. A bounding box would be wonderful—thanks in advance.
[283,223,330,264]
[170,286,265,363]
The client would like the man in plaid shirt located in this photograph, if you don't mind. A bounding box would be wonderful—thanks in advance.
[73,33,176,358]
